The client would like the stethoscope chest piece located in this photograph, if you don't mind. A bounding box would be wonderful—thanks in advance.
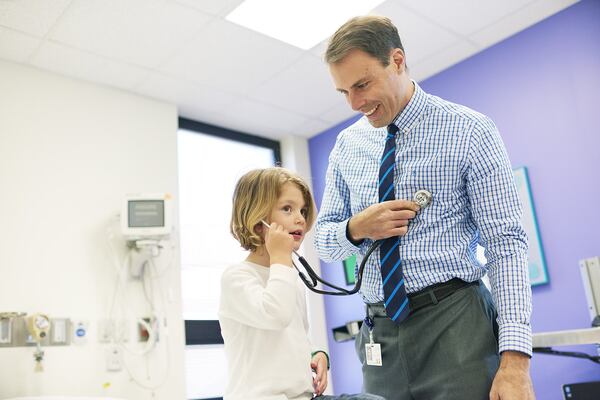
[413,189,433,208]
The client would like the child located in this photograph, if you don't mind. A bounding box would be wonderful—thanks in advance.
[219,167,385,400]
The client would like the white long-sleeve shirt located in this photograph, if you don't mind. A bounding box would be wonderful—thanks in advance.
[218,261,317,400]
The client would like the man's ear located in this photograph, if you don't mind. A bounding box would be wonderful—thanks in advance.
[390,48,406,73]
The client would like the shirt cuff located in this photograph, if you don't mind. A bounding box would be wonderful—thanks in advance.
[337,219,362,253]
[498,322,532,357]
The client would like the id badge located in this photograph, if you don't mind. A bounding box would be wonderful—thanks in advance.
[365,343,382,366]
[365,329,382,366]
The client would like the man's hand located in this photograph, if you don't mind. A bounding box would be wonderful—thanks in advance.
[311,352,328,396]
[489,351,535,400]
[348,199,420,242]
[264,222,294,267]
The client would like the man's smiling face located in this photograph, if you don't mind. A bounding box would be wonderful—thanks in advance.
[329,48,408,128]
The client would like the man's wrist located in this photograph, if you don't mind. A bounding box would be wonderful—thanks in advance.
[500,350,530,370]
[346,218,364,246]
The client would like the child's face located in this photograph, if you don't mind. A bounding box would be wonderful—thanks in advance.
[267,182,308,251]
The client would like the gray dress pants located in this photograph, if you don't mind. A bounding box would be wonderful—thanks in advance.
[355,282,500,400]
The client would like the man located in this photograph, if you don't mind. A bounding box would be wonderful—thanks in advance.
[314,16,534,400]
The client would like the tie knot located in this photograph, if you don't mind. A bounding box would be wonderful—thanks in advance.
[387,124,399,136]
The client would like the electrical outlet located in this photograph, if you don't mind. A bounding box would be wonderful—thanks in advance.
[98,319,130,343]
[98,319,112,343]
[115,319,128,343]
[105,346,122,371]
[50,318,69,345]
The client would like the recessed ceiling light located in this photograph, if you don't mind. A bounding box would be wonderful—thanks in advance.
[226,0,385,50]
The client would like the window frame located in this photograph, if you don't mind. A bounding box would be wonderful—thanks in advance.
[179,117,281,164]
[178,116,281,344]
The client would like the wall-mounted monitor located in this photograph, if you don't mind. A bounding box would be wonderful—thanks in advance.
[121,193,172,241]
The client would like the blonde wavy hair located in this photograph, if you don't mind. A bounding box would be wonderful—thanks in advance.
[230,167,316,252]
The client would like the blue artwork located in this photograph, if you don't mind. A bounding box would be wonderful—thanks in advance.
[513,167,549,286]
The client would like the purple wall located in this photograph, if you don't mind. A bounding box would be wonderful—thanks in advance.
[308,1,600,399]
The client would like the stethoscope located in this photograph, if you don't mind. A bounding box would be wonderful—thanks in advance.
[262,189,433,296]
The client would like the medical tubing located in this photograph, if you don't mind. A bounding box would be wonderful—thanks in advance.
[298,239,382,296]
[292,258,318,286]
[104,221,171,391]
[298,256,350,292]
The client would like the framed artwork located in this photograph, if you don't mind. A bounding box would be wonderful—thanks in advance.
[513,166,549,286]
[343,255,357,285]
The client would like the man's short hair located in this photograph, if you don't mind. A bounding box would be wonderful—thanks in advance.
[325,15,405,67]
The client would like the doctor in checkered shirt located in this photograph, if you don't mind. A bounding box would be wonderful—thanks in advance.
[315,15,534,400]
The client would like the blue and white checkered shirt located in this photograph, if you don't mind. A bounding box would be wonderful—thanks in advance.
[315,82,532,356]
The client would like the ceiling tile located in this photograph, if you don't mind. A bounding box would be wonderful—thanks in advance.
[469,0,578,48]
[411,40,480,82]
[247,53,345,118]
[319,102,358,125]
[135,72,240,114]
[30,41,152,91]
[398,0,536,37]
[171,0,244,16]
[310,39,328,60]
[162,18,303,94]
[0,0,578,141]
[216,98,308,139]
[0,26,41,63]
[0,0,71,37]
[310,3,462,67]
[289,118,332,138]
[371,2,462,66]
[49,0,212,68]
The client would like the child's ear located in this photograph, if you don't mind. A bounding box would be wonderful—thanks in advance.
[254,223,263,235]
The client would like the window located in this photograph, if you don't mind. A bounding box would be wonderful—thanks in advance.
[177,118,280,399]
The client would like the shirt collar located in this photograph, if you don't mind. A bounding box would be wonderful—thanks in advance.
[390,80,428,134]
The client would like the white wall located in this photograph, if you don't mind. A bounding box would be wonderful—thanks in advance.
[0,60,186,399]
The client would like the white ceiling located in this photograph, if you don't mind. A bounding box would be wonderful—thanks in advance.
[0,0,578,140]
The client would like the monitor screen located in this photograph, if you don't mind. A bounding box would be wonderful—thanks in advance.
[128,200,165,228]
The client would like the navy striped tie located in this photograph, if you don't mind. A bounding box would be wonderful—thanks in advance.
[379,123,410,323]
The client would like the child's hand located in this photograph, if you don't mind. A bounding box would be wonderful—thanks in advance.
[264,222,294,267]
[311,352,328,396]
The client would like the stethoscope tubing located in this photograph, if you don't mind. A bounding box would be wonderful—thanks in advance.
[292,189,432,295]
[259,190,428,297]
[262,218,380,296]
[293,240,382,296]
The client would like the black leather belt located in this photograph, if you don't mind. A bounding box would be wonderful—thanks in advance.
[408,278,478,313]
[367,278,479,317]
